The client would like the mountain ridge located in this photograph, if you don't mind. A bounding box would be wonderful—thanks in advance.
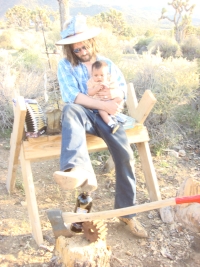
[0,0,199,26]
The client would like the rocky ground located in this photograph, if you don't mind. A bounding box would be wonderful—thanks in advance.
[0,135,200,267]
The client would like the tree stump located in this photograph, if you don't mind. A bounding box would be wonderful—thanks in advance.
[55,235,111,267]
[174,177,200,233]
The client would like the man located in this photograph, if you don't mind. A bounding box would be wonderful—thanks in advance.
[53,15,148,238]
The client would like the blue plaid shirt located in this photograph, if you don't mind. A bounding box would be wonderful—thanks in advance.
[57,55,127,103]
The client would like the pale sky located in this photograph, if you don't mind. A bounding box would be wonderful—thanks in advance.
[99,0,200,12]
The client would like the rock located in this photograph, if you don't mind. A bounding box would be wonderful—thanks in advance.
[91,160,102,166]
[169,150,179,158]
[21,201,27,206]
[159,206,174,224]
[104,156,115,173]
[178,150,186,157]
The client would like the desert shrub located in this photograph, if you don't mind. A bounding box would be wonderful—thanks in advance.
[181,36,200,60]
[97,29,123,65]
[0,21,6,29]
[120,52,199,150]
[129,52,198,115]
[175,104,200,135]
[147,36,180,58]
[46,20,60,47]
[133,36,154,54]
[17,50,45,70]
[0,31,14,49]
[0,50,51,132]
[0,28,43,51]
[0,51,17,131]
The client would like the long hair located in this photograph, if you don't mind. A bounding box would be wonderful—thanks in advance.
[62,38,99,66]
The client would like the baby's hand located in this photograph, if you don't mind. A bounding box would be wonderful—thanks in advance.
[95,83,104,91]
[100,83,109,89]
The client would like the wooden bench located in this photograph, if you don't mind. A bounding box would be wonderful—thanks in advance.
[6,83,161,246]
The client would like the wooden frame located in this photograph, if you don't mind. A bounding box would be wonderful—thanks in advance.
[6,83,161,246]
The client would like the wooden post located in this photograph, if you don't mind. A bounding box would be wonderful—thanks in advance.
[6,96,26,193]
[126,84,157,124]
[136,142,161,201]
[20,147,43,245]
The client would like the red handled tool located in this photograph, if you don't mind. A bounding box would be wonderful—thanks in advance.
[61,195,200,224]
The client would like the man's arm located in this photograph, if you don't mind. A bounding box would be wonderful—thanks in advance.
[57,58,123,114]
[74,93,122,115]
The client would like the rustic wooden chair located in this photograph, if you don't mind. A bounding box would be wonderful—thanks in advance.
[6,83,161,246]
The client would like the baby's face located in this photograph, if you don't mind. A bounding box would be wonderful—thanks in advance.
[92,66,108,82]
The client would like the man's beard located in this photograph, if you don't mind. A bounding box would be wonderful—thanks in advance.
[77,53,93,62]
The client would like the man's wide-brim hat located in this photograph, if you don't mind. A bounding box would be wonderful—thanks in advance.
[56,15,101,45]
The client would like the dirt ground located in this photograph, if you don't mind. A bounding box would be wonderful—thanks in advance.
[0,134,200,267]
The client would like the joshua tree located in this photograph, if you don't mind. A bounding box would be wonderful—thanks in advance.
[159,0,195,43]
[57,0,69,30]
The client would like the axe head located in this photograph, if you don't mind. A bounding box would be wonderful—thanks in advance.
[47,209,73,238]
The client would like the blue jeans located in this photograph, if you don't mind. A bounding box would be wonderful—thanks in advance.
[60,103,136,218]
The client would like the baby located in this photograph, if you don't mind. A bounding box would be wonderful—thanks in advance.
[87,60,123,133]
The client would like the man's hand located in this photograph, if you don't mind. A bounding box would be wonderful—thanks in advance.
[96,87,123,101]
[94,83,104,91]
[101,99,123,115]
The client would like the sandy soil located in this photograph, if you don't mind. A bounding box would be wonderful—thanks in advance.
[0,135,200,267]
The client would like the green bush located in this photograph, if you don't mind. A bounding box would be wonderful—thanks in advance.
[16,50,44,70]
[147,36,180,58]
[133,36,154,54]
[175,104,200,134]
[181,36,200,60]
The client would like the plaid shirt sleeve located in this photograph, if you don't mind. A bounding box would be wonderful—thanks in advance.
[57,59,89,103]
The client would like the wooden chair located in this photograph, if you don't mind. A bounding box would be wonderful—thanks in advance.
[6,83,161,246]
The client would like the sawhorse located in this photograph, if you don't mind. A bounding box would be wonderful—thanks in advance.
[6,83,161,246]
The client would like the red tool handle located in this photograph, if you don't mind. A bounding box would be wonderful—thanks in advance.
[175,195,200,205]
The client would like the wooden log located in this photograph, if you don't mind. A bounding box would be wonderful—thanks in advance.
[55,235,111,267]
[175,178,200,233]
[20,146,43,245]
[175,203,200,233]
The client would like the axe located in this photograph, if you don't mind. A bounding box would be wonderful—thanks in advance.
[47,195,200,238]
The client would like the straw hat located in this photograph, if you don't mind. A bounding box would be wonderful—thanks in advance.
[56,15,101,45]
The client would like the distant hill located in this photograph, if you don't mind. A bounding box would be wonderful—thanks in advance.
[0,0,199,26]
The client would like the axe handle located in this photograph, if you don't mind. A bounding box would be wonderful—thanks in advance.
[62,195,200,224]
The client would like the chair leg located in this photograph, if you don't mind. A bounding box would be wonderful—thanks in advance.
[20,146,43,246]
[136,142,161,201]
